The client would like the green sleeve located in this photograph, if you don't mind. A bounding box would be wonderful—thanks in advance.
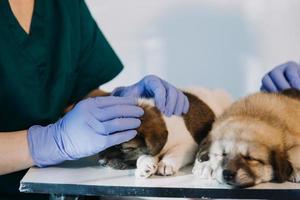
[69,0,123,103]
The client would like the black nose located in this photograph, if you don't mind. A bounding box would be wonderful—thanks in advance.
[223,169,236,181]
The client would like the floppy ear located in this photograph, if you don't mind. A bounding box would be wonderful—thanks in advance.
[137,105,168,156]
[143,130,168,155]
[270,150,293,182]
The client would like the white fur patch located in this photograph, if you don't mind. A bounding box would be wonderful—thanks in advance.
[192,159,214,179]
[138,98,155,107]
[136,155,159,178]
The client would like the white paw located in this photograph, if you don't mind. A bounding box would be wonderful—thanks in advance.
[135,155,158,178]
[289,170,300,183]
[192,160,214,179]
[157,159,178,176]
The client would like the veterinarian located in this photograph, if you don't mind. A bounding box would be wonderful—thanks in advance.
[261,61,300,92]
[0,0,189,199]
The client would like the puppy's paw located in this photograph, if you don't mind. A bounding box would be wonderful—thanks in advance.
[289,170,300,183]
[157,159,179,176]
[135,155,158,178]
[192,160,213,179]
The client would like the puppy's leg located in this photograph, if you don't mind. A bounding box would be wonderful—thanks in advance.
[135,155,159,178]
[192,150,215,179]
[288,146,300,182]
[192,136,214,179]
[192,159,214,179]
[157,144,198,176]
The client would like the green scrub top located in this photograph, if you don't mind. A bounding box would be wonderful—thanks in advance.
[0,0,123,198]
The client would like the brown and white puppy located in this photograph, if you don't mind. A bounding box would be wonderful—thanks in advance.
[98,88,232,178]
[193,89,300,188]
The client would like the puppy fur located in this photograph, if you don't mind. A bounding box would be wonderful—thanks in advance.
[98,87,232,177]
[193,89,300,188]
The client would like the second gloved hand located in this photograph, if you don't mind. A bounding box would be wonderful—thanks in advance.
[27,96,144,167]
[112,75,189,117]
[261,61,300,92]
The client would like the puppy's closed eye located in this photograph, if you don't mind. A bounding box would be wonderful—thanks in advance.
[121,147,136,153]
[242,155,265,164]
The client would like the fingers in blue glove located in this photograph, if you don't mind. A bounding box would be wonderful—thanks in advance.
[183,95,189,114]
[106,130,138,146]
[268,66,291,90]
[174,91,185,116]
[94,96,138,108]
[86,115,107,134]
[91,105,144,121]
[285,62,300,90]
[262,74,278,92]
[110,75,190,116]
[102,118,141,135]
[111,87,127,96]
[162,80,189,116]
[260,86,267,92]
[143,75,167,112]
[163,84,178,117]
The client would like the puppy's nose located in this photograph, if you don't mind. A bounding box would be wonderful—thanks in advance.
[223,169,236,181]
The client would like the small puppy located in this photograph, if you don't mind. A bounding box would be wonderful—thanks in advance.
[193,89,300,188]
[98,88,232,178]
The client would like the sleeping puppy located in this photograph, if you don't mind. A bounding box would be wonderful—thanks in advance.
[193,89,300,188]
[98,88,232,178]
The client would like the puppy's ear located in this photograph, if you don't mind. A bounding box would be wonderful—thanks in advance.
[144,130,168,155]
[270,150,293,182]
[137,106,168,156]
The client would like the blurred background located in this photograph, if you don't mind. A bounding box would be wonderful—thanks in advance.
[85,0,300,98]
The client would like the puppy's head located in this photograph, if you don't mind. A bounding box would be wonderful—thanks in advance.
[98,99,168,169]
[208,118,292,188]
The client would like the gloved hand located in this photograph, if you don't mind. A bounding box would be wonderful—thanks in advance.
[261,61,300,92]
[27,96,144,167]
[112,75,189,117]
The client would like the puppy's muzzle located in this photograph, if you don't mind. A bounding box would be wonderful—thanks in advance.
[222,169,236,182]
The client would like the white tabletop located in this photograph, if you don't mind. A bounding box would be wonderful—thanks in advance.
[20,156,300,199]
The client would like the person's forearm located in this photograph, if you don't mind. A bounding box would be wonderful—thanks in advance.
[0,130,34,175]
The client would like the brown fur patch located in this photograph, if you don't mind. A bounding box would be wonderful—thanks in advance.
[98,100,168,169]
[86,89,110,97]
[183,92,216,144]
[214,92,300,147]
[87,89,168,156]
[280,88,300,100]
[218,96,288,134]
[270,150,293,182]
[137,103,168,156]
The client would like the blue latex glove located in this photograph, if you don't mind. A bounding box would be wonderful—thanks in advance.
[261,61,300,92]
[27,96,144,167]
[112,75,189,117]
